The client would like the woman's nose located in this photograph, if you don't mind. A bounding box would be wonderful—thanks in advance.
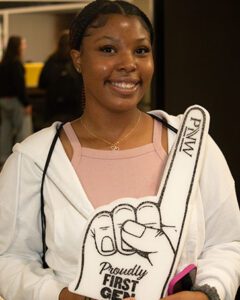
[116,52,137,73]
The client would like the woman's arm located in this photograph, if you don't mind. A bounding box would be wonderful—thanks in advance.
[162,291,208,300]
[59,288,86,300]
[123,292,208,300]
[12,61,29,107]
[0,152,65,300]
[194,137,240,299]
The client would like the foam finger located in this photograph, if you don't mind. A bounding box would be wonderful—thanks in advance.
[136,201,161,229]
[121,220,167,253]
[112,203,136,254]
[92,211,116,256]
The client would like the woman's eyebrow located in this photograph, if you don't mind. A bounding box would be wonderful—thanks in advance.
[95,36,119,42]
[95,35,150,43]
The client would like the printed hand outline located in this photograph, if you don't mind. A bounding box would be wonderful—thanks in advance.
[69,197,176,300]
[91,201,175,264]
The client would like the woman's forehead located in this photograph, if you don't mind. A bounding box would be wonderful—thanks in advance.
[84,14,150,41]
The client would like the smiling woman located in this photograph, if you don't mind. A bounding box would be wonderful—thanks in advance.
[69,13,154,147]
[0,1,239,300]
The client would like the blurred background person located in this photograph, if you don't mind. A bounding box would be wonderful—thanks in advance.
[38,30,83,125]
[0,35,32,167]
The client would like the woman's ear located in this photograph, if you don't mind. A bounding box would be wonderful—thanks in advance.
[70,49,82,73]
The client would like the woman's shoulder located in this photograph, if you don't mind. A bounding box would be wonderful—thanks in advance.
[148,109,182,128]
[5,59,25,75]
[9,59,23,67]
[13,122,61,159]
[0,59,22,69]
[201,134,235,186]
[148,109,182,149]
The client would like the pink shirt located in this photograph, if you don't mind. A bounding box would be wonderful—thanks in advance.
[63,119,167,208]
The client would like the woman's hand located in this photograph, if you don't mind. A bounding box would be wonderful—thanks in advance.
[161,291,208,299]
[124,291,209,300]
[59,290,209,300]
[59,287,86,300]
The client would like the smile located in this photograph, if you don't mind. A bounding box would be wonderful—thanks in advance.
[108,80,140,95]
[110,81,138,90]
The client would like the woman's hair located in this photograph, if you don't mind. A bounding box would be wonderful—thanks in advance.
[1,36,22,63]
[69,0,153,112]
[54,30,70,61]
[69,0,154,51]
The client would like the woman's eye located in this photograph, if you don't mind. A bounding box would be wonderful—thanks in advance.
[135,47,150,55]
[99,46,116,54]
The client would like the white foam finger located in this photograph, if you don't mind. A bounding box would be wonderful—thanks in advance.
[93,211,116,256]
[136,201,161,229]
[157,106,209,248]
[122,220,168,254]
[112,203,136,254]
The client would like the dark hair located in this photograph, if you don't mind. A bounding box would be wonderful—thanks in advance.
[54,30,70,61]
[69,0,154,51]
[1,36,22,63]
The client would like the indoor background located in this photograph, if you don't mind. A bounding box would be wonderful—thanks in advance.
[0,1,239,298]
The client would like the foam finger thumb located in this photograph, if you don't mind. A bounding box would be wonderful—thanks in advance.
[121,220,166,253]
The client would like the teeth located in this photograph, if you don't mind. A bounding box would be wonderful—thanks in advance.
[111,81,136,89]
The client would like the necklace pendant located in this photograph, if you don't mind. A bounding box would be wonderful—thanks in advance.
[110,144,120,151]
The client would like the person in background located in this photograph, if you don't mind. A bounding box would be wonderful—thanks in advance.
[38,30,83,125]
[0,35,32,166]
[0,1,239,300]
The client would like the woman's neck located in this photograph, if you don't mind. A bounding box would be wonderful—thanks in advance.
[71,109,154,151]
[79,108,142,141]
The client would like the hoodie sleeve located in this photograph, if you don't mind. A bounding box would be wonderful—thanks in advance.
[0,152,65,300]
[196,136,240,299]
[12,61,29,107]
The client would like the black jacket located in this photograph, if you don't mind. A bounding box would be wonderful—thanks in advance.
[38,54,83,121]
[0,60,29,106]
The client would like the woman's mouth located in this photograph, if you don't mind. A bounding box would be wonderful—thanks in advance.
[107,80,140,95]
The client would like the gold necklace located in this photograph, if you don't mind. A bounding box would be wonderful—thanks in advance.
[81,112,141,150]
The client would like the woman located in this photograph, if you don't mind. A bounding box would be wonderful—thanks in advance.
[0,36,32,166]
[0,1,239,300]
[38,30,83,125]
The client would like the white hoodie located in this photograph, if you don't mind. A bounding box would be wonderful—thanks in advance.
[0,110,240,300]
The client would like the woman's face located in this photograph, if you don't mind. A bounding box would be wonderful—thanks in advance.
[20,38,27,57]
[71,14,154,114]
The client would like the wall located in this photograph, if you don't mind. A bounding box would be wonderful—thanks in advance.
[7,1,154,64]
[162,0,240,200]
[132,0,153,111]
[133,0,153,21]
[9,12,74,62]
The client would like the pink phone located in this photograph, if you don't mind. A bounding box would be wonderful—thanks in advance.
[168,264,197,295]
